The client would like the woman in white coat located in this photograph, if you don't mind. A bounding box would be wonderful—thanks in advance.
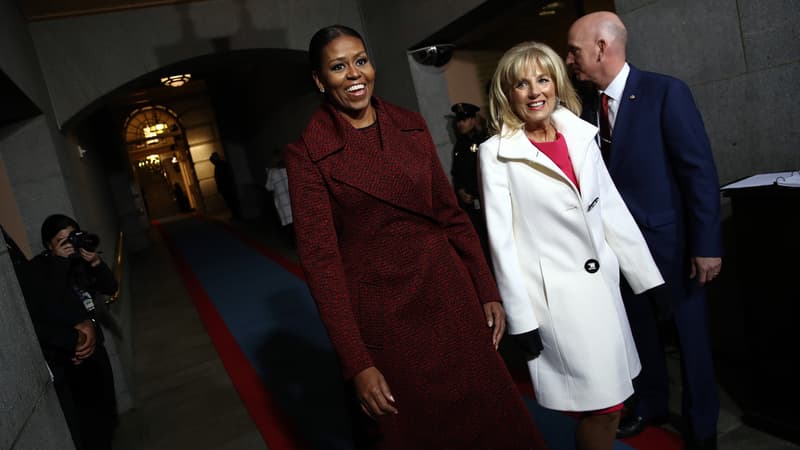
[480,41,666,450]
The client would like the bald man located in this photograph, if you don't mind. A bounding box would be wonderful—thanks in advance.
[567,12,722,450]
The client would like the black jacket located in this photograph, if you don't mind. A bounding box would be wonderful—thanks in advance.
[19,253,117,368]
[451,129,488,199]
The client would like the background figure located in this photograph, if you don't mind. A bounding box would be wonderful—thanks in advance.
[481,41,665,450]
[265,151,295,248]
[209,151,240,219]
[285,25,545,449]
[567,12,722,450]
[173,182,192,213]
[18,214,118,450]
[450,102,491,266]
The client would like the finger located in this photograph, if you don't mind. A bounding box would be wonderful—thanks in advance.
[378,380,398,414]
[493,315,506,348]
[365,395,385,417]
[360,402,375,420]
[689,262,697,279]
[487,308,499,347]
[484,306,494,328]
[371,389,396,415]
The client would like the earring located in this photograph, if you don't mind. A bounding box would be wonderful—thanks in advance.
[319,87,325,93]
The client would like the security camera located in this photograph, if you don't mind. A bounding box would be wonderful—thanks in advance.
[408,44,456,67]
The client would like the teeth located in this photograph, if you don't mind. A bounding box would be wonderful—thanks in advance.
[346,84,365,92]
[529,101,545,107]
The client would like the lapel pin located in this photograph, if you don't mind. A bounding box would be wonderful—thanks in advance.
[629,95,636,101]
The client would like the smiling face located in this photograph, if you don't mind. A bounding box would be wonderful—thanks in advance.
[313,35,376,127]
[510,62,557,131]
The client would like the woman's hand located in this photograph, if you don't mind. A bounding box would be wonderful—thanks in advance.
[483,301,506,350]
[353,366,398,418]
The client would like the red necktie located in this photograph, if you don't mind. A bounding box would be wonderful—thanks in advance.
[599,93,612,162]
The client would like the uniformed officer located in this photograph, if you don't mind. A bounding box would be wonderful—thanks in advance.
[450,102,491,265]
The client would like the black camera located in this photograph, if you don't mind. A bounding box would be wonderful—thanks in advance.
[67,230,100,252]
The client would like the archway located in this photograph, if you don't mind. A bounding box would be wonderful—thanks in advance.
[123,105,200,219]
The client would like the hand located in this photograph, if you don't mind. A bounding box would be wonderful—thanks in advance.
[72,319,96,364]
[483,302,506,350]
[648,283,673,321]
[457,188,473,204]
[79,248,101,266]
[353,366,398,419]
[52,237,75,259]
[690,257,722,286]
[512,329,543,361]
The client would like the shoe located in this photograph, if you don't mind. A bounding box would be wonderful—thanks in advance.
[616,414,669,439]
[684,435,717,450]
[616,415,646,438]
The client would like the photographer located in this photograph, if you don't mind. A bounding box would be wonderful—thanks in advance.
[20,214,117,450]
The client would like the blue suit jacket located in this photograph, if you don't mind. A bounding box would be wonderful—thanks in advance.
[581,65,722,295]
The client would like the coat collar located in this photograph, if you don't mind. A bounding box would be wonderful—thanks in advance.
[300,97,434,220]
[496,107,598,190]
[301,96,424,162]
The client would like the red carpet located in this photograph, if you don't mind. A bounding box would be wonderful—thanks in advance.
[510,365,684,450]
[158,216,685,450]
[155,218,301,450]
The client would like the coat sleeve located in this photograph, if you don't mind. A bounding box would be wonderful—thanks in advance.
[595,146,665,293]
[19,257,83,364]
[284,141,374,380]
[478,140,539,335]
[421,122,500,304]
[89,260,118,296]
[662,79,722,258]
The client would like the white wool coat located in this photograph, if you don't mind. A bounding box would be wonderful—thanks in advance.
[479,107,664,411]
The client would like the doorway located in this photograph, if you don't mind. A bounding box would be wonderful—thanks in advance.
[124,105,200,220]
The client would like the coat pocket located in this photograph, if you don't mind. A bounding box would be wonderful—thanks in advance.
[354,282,387,350]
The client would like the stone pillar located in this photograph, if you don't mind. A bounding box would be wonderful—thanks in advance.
[0,234,75,450]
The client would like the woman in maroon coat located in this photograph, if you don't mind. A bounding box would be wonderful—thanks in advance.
[285,25,545,449]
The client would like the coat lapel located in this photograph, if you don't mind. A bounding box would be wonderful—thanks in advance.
[610,65,641,169]
[496,107,596,193]
[301,99,434,220]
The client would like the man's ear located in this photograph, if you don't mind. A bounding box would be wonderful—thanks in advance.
[596,39,607,61]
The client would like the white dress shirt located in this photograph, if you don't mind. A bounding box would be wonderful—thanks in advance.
[598,62,630,132]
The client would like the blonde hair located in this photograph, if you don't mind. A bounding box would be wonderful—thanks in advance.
[488,41,581,136]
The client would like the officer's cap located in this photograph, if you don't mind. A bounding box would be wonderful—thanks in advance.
[451,102,479,120]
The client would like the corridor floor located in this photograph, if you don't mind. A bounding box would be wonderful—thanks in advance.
[111,214,799,450]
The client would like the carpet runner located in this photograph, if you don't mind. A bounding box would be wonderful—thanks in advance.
[155,216,683,450]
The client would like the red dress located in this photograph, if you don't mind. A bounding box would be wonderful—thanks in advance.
[286,98,546,449]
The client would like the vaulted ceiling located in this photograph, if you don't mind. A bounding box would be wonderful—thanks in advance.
[15,0,201,21]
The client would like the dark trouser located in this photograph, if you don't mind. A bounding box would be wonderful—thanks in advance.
[621,280,719,440]
[60,345,118,450]
[460,203,492,270]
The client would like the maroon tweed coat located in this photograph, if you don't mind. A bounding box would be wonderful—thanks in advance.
[285,98,545,449]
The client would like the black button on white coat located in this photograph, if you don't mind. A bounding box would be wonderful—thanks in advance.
[584,259,600,273]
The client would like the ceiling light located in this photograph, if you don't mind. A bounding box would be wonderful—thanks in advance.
[538,1,564,15]
[160,74,192,87]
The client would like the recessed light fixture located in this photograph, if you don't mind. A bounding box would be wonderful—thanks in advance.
[160,74,192,87]
[538,1,564,16]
